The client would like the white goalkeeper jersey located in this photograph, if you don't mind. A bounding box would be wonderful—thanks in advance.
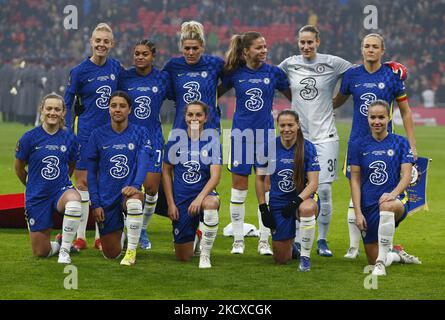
[279,53,352,144]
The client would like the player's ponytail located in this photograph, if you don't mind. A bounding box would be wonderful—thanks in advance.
[224,35,243,74]
[277,110,305,193]
[293,120,305,194]
[224,31,263,74]
[180,20,206,48]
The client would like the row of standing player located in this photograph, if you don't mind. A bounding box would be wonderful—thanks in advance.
[16,21,421,272]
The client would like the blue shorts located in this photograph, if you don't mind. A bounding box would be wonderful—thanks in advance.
[172,191,218,244]
[228,132,273,175]
[147,131,164,174]
[99,197,126,236]
[361,193,409,244]
[25,186,74,232]
[270,193,320,242]
[75,138,89,170]
[147,148,163,174]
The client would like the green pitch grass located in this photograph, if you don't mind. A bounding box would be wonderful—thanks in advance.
[0,120,444,300]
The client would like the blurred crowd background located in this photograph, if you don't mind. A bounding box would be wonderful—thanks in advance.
[0,0,444,125]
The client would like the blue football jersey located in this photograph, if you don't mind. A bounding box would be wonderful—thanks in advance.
[85,123,153,210]
[349,133,413,209]
[269,137,320,209]
[340,64,406,143]
[222,63,289,131]
[64,57,123,141]
[164,135,222,207]
[162,55,224,131]
[118,67,171,136]
[15,127,78,205]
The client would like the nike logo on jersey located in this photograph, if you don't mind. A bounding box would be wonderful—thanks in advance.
[128,87,135,91]
[354,84,361,88]
[35,146,43,150]
[102,146,111,149]
[363,152,370,156]
[88,78,95,82]
[239,79,246,83]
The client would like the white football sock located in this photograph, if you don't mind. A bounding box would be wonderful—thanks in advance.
[300,216,316,258]
[95,222,100,240]
[76,190,90,240]
[48,241,61,257]
[201,209,219,256]
[257,191,271,242]
[376,211,395,263]
[142,193,158,230]
[317,183,332,241]
[121,231,126,250]
[61,201,82,252]
[125,199,143,250]
[295,220,301,244]
[230,188,247,242]
[347,200,361,248]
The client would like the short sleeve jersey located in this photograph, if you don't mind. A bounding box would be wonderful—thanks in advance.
[64,57,123,141]
[118,67,171,136]
[15,127,78,205]
[340,64,407,143]
[269,137,320,209]
[164,135,222,206]
[222,63,289,131]
[349,133,413,209]
[163,55,224,131]
[279,53,352,143]
[85,123,153,209]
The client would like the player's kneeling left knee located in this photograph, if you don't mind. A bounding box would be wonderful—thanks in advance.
[299,200,317,219]
[273,253,290,265]
[379,201,398,213]
[202,196,219,211]
[100,232,123,259]
[102,246,122,260]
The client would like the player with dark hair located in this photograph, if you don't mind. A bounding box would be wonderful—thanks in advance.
[64,23,124,251]
[118,39,172,250]
[349,100,421,276]
[15,93,81,264]
[334,33,417,259]
[257,110,320,271]
[85,91,154,266]
[279,25,352,258]
[162,101,222,268]
[220,31,290,256]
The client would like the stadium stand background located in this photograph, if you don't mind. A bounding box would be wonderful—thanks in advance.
[0,0,444,125]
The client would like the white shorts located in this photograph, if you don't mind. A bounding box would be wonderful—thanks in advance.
[314,141,339,184]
